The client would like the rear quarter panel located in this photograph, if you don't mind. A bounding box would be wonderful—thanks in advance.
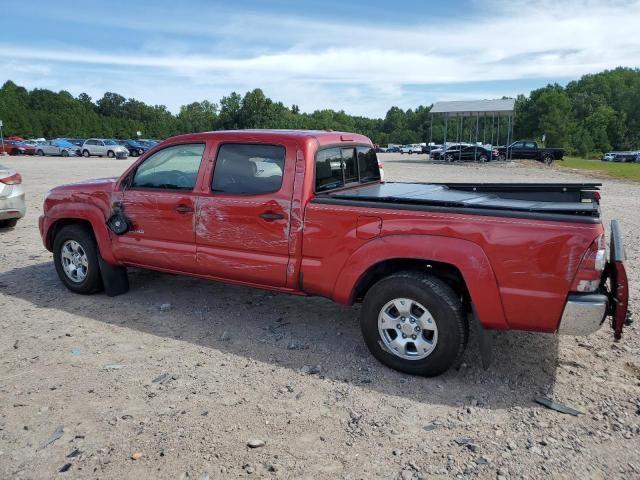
[302,203,602,332]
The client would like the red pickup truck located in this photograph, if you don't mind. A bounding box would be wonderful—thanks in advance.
[39,130,629,376]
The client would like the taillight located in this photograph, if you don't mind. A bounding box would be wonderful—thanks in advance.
[0,173,22,185]
[570,235,606,292]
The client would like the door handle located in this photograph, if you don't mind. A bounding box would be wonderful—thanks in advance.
[259,211,284,221]
[175,204,194,213]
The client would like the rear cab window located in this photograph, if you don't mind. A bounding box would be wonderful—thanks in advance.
[315,145,380,193]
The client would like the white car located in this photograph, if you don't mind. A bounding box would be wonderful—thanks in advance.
[251,158,283,177]
[81,139,129,159]
[601,152,615,162]
[400,144,422,154]
[0,164,25,228]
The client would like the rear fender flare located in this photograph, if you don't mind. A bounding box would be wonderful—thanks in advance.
[333,234,508,329]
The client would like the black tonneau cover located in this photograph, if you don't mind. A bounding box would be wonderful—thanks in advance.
[314,182,601,222]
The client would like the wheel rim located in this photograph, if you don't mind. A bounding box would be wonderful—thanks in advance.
[480,155,487,162]
[108,151,114,157]
[378,298,438,361]
[445,154,453,161]
[60,240,89,283]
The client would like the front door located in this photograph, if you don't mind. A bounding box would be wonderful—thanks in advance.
[195,142,293,287]
[113,143,206,273]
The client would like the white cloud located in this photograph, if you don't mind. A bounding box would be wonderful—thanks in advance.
[1,0,639,116]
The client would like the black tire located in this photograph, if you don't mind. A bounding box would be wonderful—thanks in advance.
[445,154,454,162]
[543,155,553,166]
[360,271,467,377]
[53,224,103,294]
[107,150,115,158]
[479,154,488,162]
[498,154,506,161]
[137,149,144,156]
[0,218,18,228]
[82,150,90,157]
[37,149,44,156]
[13,149,23,156]
[61,150,69,157]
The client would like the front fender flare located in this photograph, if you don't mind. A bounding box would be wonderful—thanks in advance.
[332,234,508,330]
[45,203,116,264]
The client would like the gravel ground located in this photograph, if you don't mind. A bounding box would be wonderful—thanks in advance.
[0,153,638,480]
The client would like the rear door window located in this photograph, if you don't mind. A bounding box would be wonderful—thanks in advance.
[211,143,285,195]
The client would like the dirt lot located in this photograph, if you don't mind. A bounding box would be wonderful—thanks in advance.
[1,153,639,479]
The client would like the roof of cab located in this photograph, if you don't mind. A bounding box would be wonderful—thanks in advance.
[160,129,372,148]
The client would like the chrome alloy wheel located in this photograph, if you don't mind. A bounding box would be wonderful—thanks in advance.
[378,298,438,360]
[60,240,89,283]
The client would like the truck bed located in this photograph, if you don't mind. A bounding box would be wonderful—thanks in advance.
[313,182,601,223]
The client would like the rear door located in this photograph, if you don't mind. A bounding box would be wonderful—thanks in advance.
[113,143,206,272]
[92,140,104,156]
[195,141,294,287]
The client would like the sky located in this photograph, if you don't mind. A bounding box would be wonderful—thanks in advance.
[1,0,639,118]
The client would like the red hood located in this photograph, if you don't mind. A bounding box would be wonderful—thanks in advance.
[44,177,118,217]
[50,177,118,192]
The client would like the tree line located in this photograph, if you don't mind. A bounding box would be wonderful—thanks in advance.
[0,67,638,156]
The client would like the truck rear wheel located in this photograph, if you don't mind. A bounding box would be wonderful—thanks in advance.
[360,271,467,376]
[543,154,553,165]
[53,224,103,294]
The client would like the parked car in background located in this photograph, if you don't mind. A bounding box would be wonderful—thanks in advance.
[81,139,129,159]
[601,152,616,162]
[429,144,466,159]
[117,140,149,157]
[400,144,423,154]
[61,138,86,148]
[432,145,497,162]
[36,140,80,157]
[386,146,400,153]
[611,151,640,163]
[422,144,443,154]
[0,140,36,156]
[497,140,564,165]
[0,164,25,228]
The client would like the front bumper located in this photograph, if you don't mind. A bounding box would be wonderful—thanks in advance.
[115,151,128,159]
[558,293,608,335]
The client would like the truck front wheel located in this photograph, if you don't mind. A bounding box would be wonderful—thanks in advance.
[360,272,467,376]
[53,225,103,294]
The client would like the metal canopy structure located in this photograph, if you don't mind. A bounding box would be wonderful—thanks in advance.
[429,98,516,162]
[431,99,515,116]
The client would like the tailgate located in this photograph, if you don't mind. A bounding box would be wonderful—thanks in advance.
[604,220,630,339]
